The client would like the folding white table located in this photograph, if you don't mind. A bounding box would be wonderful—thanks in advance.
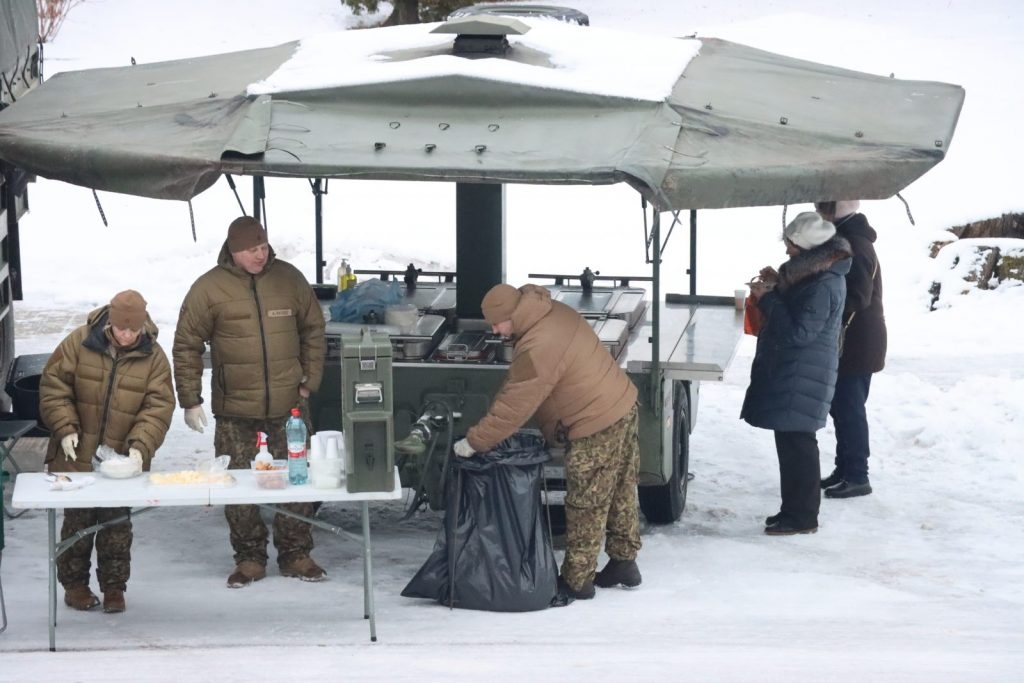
[12,469,401,651]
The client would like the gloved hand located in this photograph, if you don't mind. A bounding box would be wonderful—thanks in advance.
[128,448,143,467]
[61,433,79,461]
[184,406,208,433]
[453,438,475,458]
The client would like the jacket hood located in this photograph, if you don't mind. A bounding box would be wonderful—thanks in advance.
[778,235,853,290]
[835,212,877,244]
[511,284,553,336]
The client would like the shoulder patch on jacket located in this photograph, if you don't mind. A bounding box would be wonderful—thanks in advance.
[509,350,538,383]
[267,308,294,318]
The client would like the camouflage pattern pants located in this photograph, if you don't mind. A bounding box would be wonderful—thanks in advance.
[561,404,642,591]
[215,415,314,567]
[57,507,133,592]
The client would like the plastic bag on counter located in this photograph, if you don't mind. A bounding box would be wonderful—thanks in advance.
[401,431,557,612]
[329,278,402,323]
[94,444,142,479]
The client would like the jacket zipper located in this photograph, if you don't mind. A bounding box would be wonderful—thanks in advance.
[98,354,121,447]
[251,276,272,416]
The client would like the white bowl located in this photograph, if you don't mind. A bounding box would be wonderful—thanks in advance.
[99,458,142,479]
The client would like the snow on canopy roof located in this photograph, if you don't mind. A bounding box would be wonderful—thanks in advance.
[248,20,700,103]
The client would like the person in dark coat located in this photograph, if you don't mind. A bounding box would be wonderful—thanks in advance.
[741,212,852,535]
[815,200,886,499]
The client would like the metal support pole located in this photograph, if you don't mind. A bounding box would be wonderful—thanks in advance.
[650,211,662,411]
[689,209,697,296]
[312,178,325,284]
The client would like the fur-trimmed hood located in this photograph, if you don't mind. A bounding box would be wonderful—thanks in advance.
[777,235,853,291]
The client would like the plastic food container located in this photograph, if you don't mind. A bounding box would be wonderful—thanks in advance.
[251,459,288,489]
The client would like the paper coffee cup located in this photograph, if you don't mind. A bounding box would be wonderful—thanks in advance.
[734,289,747,310]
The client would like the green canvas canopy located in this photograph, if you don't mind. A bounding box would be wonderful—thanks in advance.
[0,18,964,210]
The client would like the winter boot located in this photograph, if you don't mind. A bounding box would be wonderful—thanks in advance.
[550,575,595,607]
[594,559,642,588]
[765,511,783,526]
[820,468,843,489]
[63,584,100,611]
[824,480,872,499]
[764,518,818,535]
[103,589,126,613]
[227,560,267,588]
[279,555,326,582]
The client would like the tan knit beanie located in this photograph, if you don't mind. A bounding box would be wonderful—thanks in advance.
[227,216,268,253]
[109,290,148,330]
[481,284,522,325]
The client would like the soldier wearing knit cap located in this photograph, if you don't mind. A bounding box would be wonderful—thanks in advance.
[455,282,642,605]
[173,214,326,587]
[39,289,175,613]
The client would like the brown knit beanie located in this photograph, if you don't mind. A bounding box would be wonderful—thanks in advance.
[109,290,148,330]
[227,216,268,253]
[481,284,521,325]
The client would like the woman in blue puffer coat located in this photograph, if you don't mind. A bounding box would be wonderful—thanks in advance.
[741,212,852,535]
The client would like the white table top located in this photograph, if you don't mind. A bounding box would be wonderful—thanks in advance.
[12,469,402,509]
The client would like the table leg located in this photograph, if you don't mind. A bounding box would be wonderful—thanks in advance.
[362,501,377,642]
[48,508,57,651]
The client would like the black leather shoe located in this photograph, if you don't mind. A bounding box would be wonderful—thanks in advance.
[765,512,783,526]
[821,468,843,489]
[824,480,872,498]
[764,520,818,535]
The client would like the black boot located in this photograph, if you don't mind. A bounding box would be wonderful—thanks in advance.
[820,468,842,489]
[824,480,872,498]
[594,559,642,588]
[765,512,783,526]
[550,575,595,607]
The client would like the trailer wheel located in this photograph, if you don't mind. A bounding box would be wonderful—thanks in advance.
[638,389,689,524]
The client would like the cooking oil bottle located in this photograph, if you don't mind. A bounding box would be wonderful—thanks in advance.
[338,259,357,291]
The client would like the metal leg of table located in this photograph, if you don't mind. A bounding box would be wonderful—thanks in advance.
[362,501,377,642]
[48,509,57,651]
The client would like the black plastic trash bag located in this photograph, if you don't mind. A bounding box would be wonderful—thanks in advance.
[401,431,557,611]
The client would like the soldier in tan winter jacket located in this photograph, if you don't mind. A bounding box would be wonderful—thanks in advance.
[454,284,642,604]
[40,290,175,614]
[173,216,326,588]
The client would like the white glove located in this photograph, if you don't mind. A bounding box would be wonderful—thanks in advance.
[61,433,79,461]
[453,438,475,458]
[184,406,208,433]
[128,448,143,467]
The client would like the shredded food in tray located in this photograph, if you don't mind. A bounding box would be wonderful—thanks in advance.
[149,471,235,486]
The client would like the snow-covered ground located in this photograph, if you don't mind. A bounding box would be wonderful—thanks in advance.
[1,1,1022,681]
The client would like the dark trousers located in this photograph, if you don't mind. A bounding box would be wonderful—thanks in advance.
[829,373,873,484]
[774,431,821,528]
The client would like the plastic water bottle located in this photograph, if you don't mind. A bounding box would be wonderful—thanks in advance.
[286,408,308,485]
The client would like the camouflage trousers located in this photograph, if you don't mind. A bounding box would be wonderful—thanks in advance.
[57,507,133,592]
[215,414,314,567]
[562,404,642,591]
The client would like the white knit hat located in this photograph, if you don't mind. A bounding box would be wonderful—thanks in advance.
[833,200,860,219]
[784,212,836,250]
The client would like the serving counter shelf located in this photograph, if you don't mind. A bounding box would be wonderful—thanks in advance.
[12,469,402,651]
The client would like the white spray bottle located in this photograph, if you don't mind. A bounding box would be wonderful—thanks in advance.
[254,431,273,465]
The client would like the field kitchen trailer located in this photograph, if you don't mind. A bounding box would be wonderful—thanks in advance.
[0,9,964,523]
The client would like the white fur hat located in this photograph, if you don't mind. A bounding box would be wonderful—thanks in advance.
[785,212,836,250]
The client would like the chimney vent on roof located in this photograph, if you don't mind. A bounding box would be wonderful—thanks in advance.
[430,15,531,58]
